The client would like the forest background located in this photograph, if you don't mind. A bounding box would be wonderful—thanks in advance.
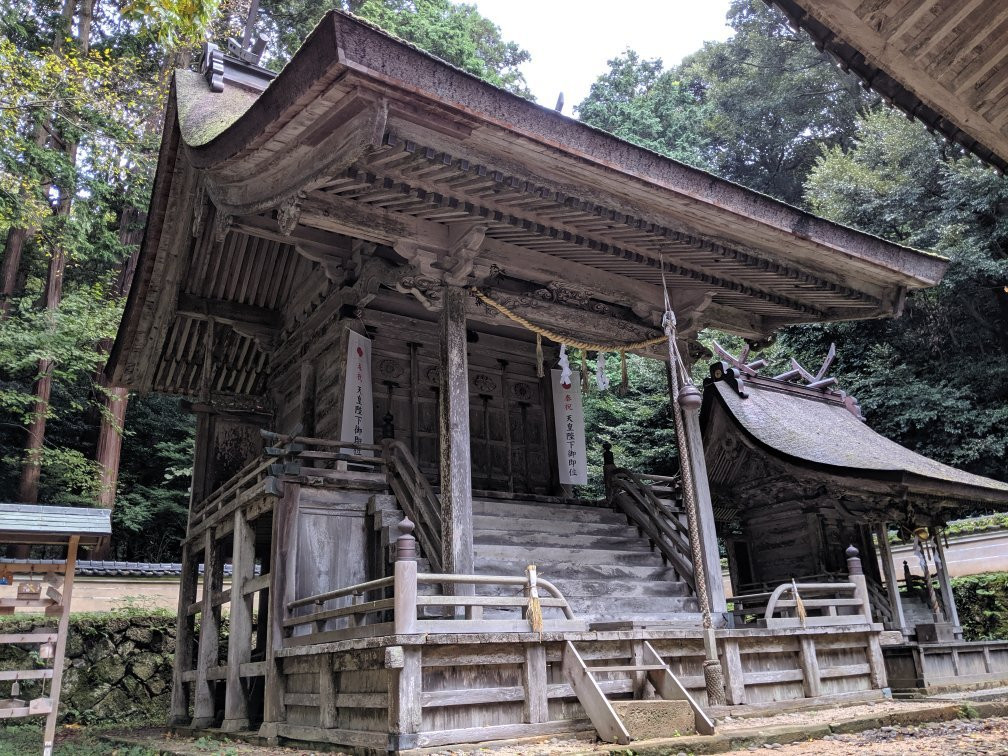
[0,0,1005,561]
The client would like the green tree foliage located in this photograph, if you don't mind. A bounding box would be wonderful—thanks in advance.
[583,353,680,488]
[258,0,532,97]
[576,50,710,165]
[0,2,198,558]
[952,572,1008,641]
[577,0,865,205]
[790,109,1008,481]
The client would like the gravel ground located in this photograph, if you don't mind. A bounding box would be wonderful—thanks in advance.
[755,716,1008,754]
[716,699,952,732]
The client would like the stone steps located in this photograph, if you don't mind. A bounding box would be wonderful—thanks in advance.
[473,530,653,551]
[472,499,623,523]
[472,514,636,536]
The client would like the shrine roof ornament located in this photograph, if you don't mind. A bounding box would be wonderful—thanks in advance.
[709,341,863,420]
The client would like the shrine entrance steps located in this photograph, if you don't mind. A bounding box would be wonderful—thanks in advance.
[561,640,715,743]
[471,495,701,624]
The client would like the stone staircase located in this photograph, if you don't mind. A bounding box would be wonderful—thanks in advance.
[471,494,700,624]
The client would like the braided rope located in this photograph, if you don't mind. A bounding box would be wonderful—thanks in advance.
[471,288,666,352]
[658,255,727,707]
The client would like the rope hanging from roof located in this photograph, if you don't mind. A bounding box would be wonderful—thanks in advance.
[470,288,667,352]
[658,252,727,707]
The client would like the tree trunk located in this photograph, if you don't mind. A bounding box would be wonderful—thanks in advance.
[14,0,93,537]
[90,206,144,558]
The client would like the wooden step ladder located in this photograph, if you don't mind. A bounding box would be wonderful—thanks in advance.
[562,640,715,743]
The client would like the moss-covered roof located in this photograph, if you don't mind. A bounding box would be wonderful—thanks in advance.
[175,69,260,147]
[711,380,1008,501]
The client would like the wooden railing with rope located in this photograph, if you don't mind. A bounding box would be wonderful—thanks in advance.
[601,443,696,594]
[282,520,585,646]
[729,547,878,629]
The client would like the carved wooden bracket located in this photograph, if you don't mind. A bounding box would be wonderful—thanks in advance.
[277,193,304,236]
[213,210,233,245]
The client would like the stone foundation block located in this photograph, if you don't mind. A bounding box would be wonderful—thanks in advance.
[612,699,695,739]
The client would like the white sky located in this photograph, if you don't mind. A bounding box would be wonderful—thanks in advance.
[467,0,735,110]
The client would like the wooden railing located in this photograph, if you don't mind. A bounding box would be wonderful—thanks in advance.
[281,521,585,646]
[603,460,695,593]
[381,439,443,573]
[730,547,876,629]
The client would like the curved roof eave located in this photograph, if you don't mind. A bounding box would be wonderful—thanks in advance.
[177,10,946,290]
[703,380,1008,507]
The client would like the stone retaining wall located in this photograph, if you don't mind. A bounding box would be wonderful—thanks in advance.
[0,611,176,724]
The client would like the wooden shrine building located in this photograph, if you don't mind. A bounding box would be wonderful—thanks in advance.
[105,11,988,751]
[699,353,1008,690]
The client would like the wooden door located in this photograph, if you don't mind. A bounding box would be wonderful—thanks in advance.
[366,310,552,494]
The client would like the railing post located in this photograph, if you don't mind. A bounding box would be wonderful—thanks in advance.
[846,545,873,623]
[601,440,615,494]
[394,518,418,635]
[848,545,887,691]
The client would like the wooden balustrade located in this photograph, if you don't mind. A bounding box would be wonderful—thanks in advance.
[381,439,443,572]
[282,521,585,646]
[730,547,878,630]
[602,455,695,592]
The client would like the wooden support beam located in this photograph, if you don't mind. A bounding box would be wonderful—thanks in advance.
[260,482,299,735]
[169,543,199,725]
[192,528,222,729]
[681,396,727,615]
[522,644,548,724]
[875,523,907,636]
[387,646,421,750]
[719,638,746,705]
[222,509,255,732]
[933,528,961,633]
[177,293,280,328]
[439,286,474,580]
[43,535,77,756]
[798,636,822,698]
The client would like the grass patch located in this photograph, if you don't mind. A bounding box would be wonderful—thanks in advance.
[0,723,158,756]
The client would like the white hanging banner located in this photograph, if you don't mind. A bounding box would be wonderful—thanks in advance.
[551,368,588,485]
[340,330,374,455]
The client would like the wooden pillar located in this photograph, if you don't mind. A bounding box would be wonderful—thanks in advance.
[438,286,474,578]
[874,523,907,635]
[192,528,222,729]
[798,636,822,698]
[42,536,78,756]
[261,483,299,735]
[719,638,745,705]
[222,509,255,731]
[169,542,199,724]
[933,528,961,633]
[318,657,338,729]
[522,644,548,722]
[387,645,421,751]
[680,405,727,614]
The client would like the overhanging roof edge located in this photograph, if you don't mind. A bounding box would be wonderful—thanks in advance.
[180,10,946,290]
